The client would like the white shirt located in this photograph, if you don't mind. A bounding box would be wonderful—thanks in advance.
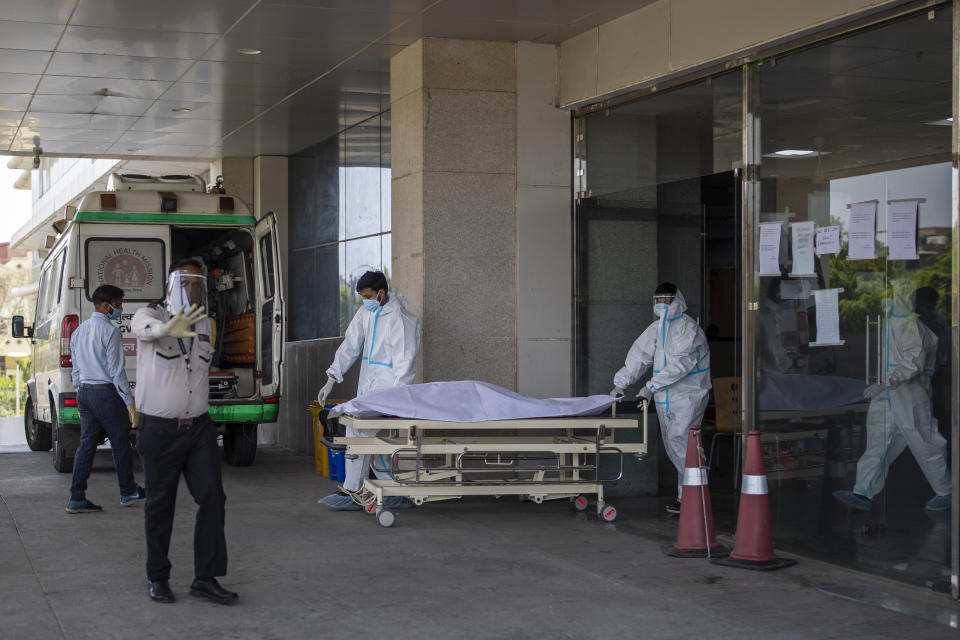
[131,305,213,419]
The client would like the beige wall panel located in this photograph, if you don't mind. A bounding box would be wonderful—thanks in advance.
[423,336,517,388]
[390,38,423,104]
[517,41,570,188]
[518,338,572,398]
[597,1,671,96]
[423,88,516,174]
[390,89,423,181]
[422,171,515,256]
[423,253,516,339]
[391,171,424,257]
[517,185,570,341]
[671,0,899,70]
[559,28,599,106]
[423,38,516,92]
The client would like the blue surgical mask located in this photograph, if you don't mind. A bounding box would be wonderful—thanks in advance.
[654,303,668,317]
[106,304,122,321]
[362,292,381,312]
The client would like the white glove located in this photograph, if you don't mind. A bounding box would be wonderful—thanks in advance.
[636,386,654,402]
[863,383,884,400]
[126,403,137,429]
[317,377,335,406]
[160,304,207,338]
[609,387,624,398]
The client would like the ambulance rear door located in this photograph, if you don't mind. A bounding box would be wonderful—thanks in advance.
[253,212,283,398]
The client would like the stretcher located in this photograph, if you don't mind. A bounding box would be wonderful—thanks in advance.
[333,401,648,527]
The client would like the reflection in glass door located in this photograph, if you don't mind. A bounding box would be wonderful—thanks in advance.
[748,7,954,589]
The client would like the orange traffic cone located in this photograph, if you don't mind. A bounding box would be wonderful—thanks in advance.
[665,426,729,558]
[712,430,796,570]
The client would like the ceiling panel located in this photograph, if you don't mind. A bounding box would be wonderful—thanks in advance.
[47,52,195,81]
[159,81,291,106]
[261,0,432,11]
[105,142,213,157]
[246,4,411,42]
[37,76,172,100]
[29,94,155,116]
[2,0,76,24]
[0,21,65,51]
[118,129,225,146]
[140,98,259,123]
[0,94,30,111]
[381,14,559,45]
[14,127,122,143]
[0,113,23,127]
[71,0,255,34]
[0,73,41,93]
[9,137,113,154]
[180,59,320,90]
[59,25,220,59]
[20,112,139,130]
[0,50,54,75]
[131,116,226,133]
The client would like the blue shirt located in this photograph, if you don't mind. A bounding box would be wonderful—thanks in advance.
[70,312,133,405]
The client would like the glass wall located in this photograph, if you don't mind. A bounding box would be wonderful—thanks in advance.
[752,7,953,588]
[288,111,391,341]
[574,4,955,588]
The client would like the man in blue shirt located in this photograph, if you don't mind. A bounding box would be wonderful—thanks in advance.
[66,284,144,513]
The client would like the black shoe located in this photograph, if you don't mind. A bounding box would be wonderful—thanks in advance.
[665,500,681,515]
[148,580,175,603]
[190,577,238,604]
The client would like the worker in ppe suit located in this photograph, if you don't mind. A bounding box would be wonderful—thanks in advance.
[834,279,951,512]
[316,271,421,511]
[610,283,711,515]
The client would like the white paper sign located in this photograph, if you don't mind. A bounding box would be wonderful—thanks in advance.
[887,200,919,260]
[848,201,877,260]
[815,225,841,256]
[790,221,816,276]
[759,222,782,276]
[811,288,844,347]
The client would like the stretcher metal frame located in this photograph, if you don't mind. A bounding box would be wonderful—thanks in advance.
[334,402,647,527]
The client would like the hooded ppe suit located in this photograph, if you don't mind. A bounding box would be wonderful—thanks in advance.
[853,281,950,499]
[327,297,420,492]
[613,289,711,498]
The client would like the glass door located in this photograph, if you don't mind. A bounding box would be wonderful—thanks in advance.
[747,7,954,588]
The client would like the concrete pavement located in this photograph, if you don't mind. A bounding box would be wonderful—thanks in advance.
[1,446,957,639]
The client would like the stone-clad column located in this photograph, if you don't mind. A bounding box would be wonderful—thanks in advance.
[391,38,518,388]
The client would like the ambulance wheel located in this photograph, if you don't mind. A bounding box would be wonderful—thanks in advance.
[376,509,396,528]
[24,397,52,452]
[600,504,618,522]
[572,495,589,512]
[51,409,79,474]
[223,423,258,467]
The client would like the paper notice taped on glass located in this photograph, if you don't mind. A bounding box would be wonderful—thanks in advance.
[815,225,840,256]
[887,199,919,260]
[759,222,782,275]
[790,221,816,276]
[811,288,844,346]
[848,201,877,260]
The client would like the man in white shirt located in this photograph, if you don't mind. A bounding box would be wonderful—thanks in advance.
[133,259,237,606]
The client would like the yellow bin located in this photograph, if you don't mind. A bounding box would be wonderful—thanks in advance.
[307,401,329,477]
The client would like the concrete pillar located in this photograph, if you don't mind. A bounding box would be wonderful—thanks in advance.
[391,39,519,389]
[516,42,573,398]
[221,157,254,208]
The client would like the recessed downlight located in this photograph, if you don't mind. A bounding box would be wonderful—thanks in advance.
[770,149,816,157]
[171,107,191,113]
[238,47,263,55]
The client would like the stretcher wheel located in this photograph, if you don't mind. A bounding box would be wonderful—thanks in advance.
[600,504,617,522]
[376,509,396,528]
[572,495,589,512]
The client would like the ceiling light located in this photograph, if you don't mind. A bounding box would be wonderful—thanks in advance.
[171,107,191,113]
[238,48,262,55]
[770,149,816,157]
[925,117,953,126]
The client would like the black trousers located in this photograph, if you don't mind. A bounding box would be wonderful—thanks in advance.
[137,413,227,582]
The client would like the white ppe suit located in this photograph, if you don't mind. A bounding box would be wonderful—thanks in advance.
[327,297,420,492]
[853,282,950,499]
[613,289,711,498]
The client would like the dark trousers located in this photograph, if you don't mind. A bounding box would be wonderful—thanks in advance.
[70,386,136,502]
[137,413,227,582]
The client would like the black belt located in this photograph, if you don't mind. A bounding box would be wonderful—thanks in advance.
[80,383,115,390]
[143,414,202,430]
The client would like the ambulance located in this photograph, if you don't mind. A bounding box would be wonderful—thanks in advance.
[12,174,283,470]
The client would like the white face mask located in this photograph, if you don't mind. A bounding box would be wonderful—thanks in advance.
[654,303,669,317]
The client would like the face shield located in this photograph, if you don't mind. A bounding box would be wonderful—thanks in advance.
[165,270,208,314]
